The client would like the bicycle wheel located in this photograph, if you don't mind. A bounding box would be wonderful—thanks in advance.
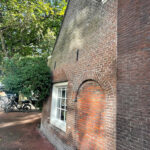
[4,104,12,113]
[23,104,31,111]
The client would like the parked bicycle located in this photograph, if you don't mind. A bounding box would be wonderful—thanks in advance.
[4,95,31,112]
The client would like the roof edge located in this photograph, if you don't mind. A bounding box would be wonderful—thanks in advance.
[51,0,71,56]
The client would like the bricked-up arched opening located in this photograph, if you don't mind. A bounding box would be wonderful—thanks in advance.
[76,80,106,150]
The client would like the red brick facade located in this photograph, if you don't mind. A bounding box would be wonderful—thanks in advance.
[117,0,150,149]
[41,0,117,149]
[40,0,150,150]
[77,81,106,149]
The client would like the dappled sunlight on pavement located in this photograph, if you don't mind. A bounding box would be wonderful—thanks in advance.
[0,115,40,128]
[0,112,55,150]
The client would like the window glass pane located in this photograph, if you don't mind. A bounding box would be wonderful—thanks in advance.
[61,98,65,109]
[62,88,66,98]
[64,111,66,121]
[61,110,65,121]
[57,98,61,108]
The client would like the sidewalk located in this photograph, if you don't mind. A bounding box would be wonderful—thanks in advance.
[0,112,55,150]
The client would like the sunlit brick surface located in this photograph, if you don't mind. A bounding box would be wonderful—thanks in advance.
[77,81,105,150]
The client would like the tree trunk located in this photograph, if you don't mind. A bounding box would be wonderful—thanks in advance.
[0,30,7,57]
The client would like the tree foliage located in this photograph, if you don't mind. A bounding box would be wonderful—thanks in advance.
[0,0,67,57]
[0,0,68,108]
[2,55,51,105]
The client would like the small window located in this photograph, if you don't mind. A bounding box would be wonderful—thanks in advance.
[50,82,68,132]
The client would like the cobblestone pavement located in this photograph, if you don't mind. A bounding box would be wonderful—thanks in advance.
[0,112,55,150]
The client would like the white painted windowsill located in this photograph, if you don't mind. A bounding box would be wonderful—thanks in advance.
[51,118,66,132]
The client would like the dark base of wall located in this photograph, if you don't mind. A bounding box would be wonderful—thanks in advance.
[40,124,75,150]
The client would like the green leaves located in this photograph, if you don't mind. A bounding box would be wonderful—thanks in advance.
[2,55,52,103]
[0,0,67,57]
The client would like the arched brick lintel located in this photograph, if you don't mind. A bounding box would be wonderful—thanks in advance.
[74,79,99,102]
[73,72,115,102]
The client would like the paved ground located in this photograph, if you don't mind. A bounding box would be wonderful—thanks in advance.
[0,112,55,150]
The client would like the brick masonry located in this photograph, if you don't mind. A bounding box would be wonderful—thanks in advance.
[40,0,149,149]
[41,0,117,149]
[77,81,106,149]
[117,0,150,150]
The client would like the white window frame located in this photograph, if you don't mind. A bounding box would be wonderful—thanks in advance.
[50,82,68,132]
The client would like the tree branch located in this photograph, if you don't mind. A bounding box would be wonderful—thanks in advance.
[0,30,7,57]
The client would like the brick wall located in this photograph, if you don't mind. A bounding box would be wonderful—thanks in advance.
[41,0,117,149]
[40,0,150,149]
[76,81,106,149]
[117,0,150,149]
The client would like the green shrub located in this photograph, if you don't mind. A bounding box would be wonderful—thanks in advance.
[2,55,52,108]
